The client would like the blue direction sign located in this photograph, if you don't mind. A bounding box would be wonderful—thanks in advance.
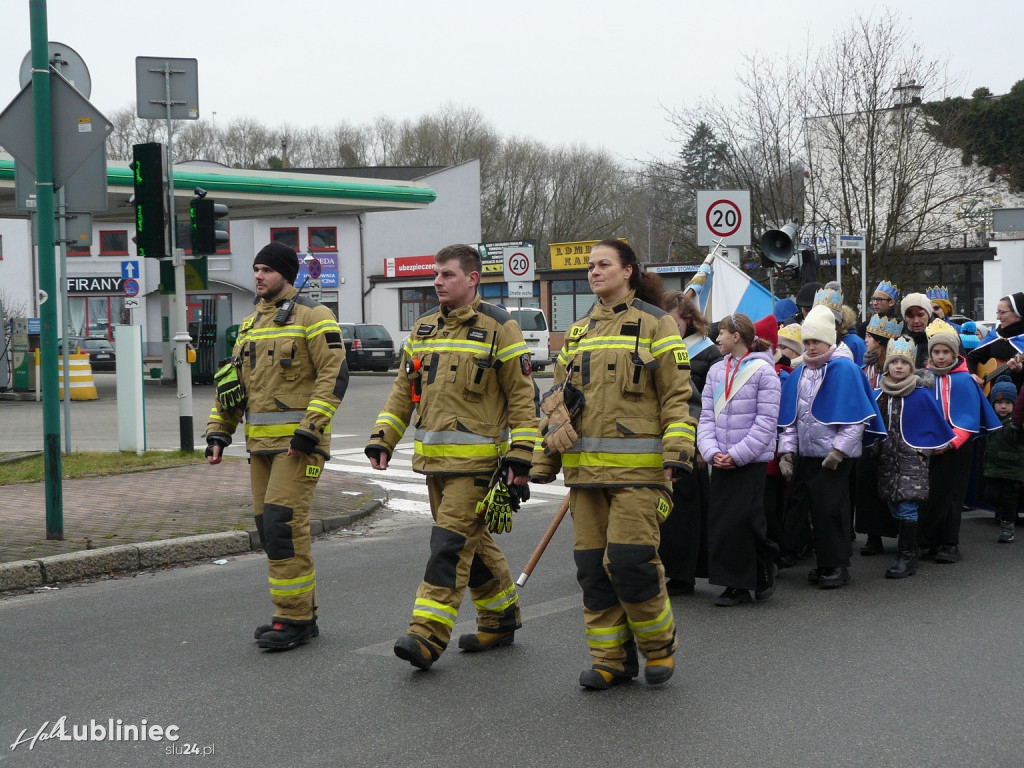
[121,260,140,279]
[123,278,140,298]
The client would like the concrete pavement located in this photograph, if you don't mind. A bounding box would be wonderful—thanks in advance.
[0,373,385,589]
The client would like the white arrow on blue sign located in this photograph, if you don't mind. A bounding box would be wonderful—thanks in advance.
[121,260,139,279]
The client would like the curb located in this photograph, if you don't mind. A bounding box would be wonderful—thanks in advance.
[0,498,383,593]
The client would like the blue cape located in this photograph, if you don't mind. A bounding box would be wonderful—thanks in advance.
[874,386,955,450]
[842,332,866,367]
[779,356,886,443]
[976,331,1024,355]
[931,370,1002,434]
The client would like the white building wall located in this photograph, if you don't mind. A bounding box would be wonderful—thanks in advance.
[984,239,1024,323]
[0,218,36,318]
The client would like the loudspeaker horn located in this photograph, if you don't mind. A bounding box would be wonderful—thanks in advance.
[759,224,799,265]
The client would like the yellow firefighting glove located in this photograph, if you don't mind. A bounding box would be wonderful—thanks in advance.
[540,387,579,455]
[214,358,245,411]
[476,479,514,534]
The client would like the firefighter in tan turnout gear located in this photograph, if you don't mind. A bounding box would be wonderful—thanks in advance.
[366,244,539,671]
[531,239,696,690]
[206,242,348,651]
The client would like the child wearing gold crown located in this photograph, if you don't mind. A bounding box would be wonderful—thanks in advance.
[872,336,955,578]
[917,319,1002,563]
[855,314,907,558]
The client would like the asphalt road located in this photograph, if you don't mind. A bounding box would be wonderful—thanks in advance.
[2,489,1024,767]
[3,373,1024,766]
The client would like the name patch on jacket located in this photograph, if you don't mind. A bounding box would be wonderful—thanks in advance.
[467,328,488,342]
[416,324,435,336]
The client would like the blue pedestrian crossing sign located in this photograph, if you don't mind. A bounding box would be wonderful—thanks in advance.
[121,260,140,279]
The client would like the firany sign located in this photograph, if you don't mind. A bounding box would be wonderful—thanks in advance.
[66,276,125,294]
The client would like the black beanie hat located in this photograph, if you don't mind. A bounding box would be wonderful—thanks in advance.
[254,242,299,284]
[795,282,822,308]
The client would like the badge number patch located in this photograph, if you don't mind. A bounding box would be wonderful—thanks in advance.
[305,465,321,479]
[674,349,690,368]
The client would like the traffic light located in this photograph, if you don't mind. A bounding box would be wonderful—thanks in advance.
[131,143,169,259]
[189,196,229,255]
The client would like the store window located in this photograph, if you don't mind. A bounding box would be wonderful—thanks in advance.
[550,278,597,331]
[309,227,337,252]
[99,230,129,256]
[270,227,299,250]
[68,295,127,340]
[400,287,438,330]
[68,245,91,257]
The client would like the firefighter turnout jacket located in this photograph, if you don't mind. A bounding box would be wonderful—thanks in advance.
[206,285,349,455]
[532,290,696,488]
[367,295,539,475]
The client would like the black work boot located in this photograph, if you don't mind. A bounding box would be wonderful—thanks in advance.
[860,535,885,556]
[457,629,515,652]
[393,633,441,670]
[256,620,318,650]
[755,561,778,601]
[885,521,918,579]
[818,567,850,589]
[254,621,320,641]
[579,642,639,690]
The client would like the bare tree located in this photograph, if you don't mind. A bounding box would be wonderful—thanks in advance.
[803,9,998,292]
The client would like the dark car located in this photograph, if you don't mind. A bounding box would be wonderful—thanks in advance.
[339,323,396,372]
[58,337,116,371]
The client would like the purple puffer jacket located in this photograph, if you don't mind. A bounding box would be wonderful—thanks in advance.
[697,350,781,466]
[778,348,865,459]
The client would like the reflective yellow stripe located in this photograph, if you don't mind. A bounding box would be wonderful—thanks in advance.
[307,399,336,418]
[585,623,632,648]
[474,585,518,613]
[269,571,316,585]
[270,583,316,596]
[415,441,502,458]
[268,570,316,596]
[376,411,408,434]
[562,451,664,469]
[246,424,299,438]
[244,326,305,340]
[306,319,341,339]
[651,336,684,357]
[510,427,539,441]
[496,341,530,362]
[409,339,492,354]
[664,423,695,440]
[628,601,673,638]
[413,598,458,628]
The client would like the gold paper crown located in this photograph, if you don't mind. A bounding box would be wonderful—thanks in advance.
[885,336,917,363]
[866,314,903,340]
[925,318,957,339]
[812,287,843,313]
[777,323,802,348]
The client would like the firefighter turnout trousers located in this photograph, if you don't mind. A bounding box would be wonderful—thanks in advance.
[409,474,522,654]
[572,485,677,673]
[250,451,325,623]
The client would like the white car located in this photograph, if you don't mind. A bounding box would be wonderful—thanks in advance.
[508,307,552,370]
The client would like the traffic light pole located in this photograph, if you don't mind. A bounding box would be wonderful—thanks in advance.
[29,0,63,538]
[158,60,194,453]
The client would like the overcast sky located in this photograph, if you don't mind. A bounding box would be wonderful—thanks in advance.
[1,0,1018,165]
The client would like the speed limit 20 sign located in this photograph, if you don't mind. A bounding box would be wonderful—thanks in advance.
[696,190,751,247]
[503,245,535,283]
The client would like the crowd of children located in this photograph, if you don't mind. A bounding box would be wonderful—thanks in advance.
[669,279,1019,606]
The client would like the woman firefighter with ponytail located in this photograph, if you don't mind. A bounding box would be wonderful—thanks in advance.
[531,239,696,691]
